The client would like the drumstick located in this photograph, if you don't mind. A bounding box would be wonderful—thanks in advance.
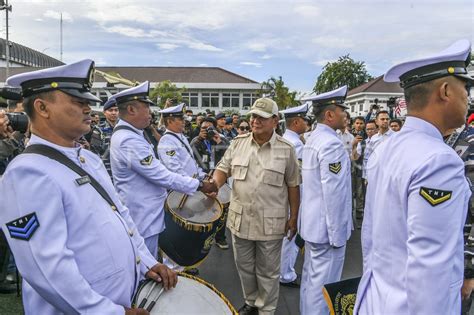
[138,281,157,309]
[146,286,165,312]
[177,174,198,210]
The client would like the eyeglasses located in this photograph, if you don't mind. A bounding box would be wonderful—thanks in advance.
[239,126,250,131]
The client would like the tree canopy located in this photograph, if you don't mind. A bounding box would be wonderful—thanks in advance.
[259,76,299,109]
[149,80,186,108]
[313,54,373,94]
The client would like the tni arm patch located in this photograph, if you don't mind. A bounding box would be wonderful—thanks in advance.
[140,155,153,166]
[6,212,40,241]
[419,187,452,206]
[329,162,342,174]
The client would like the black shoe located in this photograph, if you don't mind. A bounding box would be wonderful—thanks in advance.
[183,268,199,276]
[238,304,258,315]
[280,279,300,288]
[215,239,229,249]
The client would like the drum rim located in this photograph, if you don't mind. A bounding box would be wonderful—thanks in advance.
[166,191,223,230]
[132,272,238,315]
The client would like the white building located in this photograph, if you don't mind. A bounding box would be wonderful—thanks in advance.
[346,75,403,118]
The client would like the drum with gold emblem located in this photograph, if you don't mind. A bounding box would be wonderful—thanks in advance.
[159,191,223,267]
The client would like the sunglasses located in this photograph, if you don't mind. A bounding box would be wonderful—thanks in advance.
[239,126,250,131]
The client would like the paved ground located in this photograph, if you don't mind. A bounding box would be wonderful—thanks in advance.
[199,227,363,315]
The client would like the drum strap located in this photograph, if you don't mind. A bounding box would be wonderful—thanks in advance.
[23,144,118,211]
[113,125,159,159]
[163,132,193,158]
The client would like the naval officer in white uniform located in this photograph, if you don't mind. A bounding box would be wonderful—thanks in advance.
[355,39,473,315]
[299,86,353,315]
[279,103,309,288]
[0,60,177,315]
[108,82,218,259]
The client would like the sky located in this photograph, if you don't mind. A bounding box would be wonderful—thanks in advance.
[2,0,474,94]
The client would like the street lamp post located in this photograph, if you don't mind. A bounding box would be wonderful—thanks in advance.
[0,0,12,78]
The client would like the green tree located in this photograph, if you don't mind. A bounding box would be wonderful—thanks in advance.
[149,80,186,108]
[314,54,372,94]
[259,76,299,109]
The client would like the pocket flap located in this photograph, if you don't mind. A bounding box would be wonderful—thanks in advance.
[232,156,250,167]
[263,207,286,218]
[229,202,243,214]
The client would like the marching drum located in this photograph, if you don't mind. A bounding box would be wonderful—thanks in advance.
[216,183,232,206]
[159,191,223,267]
[133,273,237,314]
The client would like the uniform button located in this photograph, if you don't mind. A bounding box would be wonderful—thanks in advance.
[128,229,134,236]
[111,205,117,211]
[136,256,141,265]
[79,156,86,163]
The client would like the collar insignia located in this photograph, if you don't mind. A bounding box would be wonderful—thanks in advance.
[329,162,342,174]
[166,150,176,156]
[419,187,452,206]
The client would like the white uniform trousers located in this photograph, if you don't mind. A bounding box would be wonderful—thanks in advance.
[279,236,299,283]
[300,242,346,315]
[144,234,159,260]
[232,234,283,315]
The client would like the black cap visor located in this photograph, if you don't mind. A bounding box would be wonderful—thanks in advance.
[60,88,101,102]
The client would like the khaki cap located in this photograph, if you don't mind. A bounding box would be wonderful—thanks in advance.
[248,98,279,118]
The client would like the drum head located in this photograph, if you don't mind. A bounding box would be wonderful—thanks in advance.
[217,183,232,205]
[167,191,222,224]
[134,274,236,314]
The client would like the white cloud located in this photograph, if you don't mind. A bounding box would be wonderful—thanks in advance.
[105,26,152,38]
[43,10,73,22]
[187,42,223,52]
[247,42,268,52]
[240,61,262,68]
[293,5,320,17]
[157,43,180,51]
[311,36,354,49]
[311,59,333,67]
[260,54,272,60]
[35,18,44,22]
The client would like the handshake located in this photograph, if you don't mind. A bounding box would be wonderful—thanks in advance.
[197,179,219,194]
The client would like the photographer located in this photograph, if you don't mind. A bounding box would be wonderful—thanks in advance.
[190,117,229,173]
[0,98,29,174]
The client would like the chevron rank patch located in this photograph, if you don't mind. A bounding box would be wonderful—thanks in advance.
[166,150,176,156]
[329,162,342,174]
[6,212,40,241]
[140,155,153,166]
[419,187,452,206]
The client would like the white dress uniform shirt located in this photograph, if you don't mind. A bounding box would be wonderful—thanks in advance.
[355,117,471,315]
[337,129,355,158]
[280,129,303,283]
[0,135,157,315]
[157,130,206,178]
[110,120,199,239]
[364,129,393,157]
[300,123,352,246]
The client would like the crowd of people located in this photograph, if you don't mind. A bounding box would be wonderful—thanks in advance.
[0,38,473,315]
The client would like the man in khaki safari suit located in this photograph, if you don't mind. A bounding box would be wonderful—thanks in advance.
[213,98,301,315]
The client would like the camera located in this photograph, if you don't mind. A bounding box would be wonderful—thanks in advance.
[6,112,29,133]
[206,126,217,140]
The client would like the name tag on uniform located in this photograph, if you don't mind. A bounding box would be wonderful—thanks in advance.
[75,175,91,186]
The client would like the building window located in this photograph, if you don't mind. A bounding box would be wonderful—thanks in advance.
[243,93,257,109]
[202,92,219,107]
[222,93,240,108]
[359,104,363,111]
[351,105,355,113]
[182,92,199,107]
